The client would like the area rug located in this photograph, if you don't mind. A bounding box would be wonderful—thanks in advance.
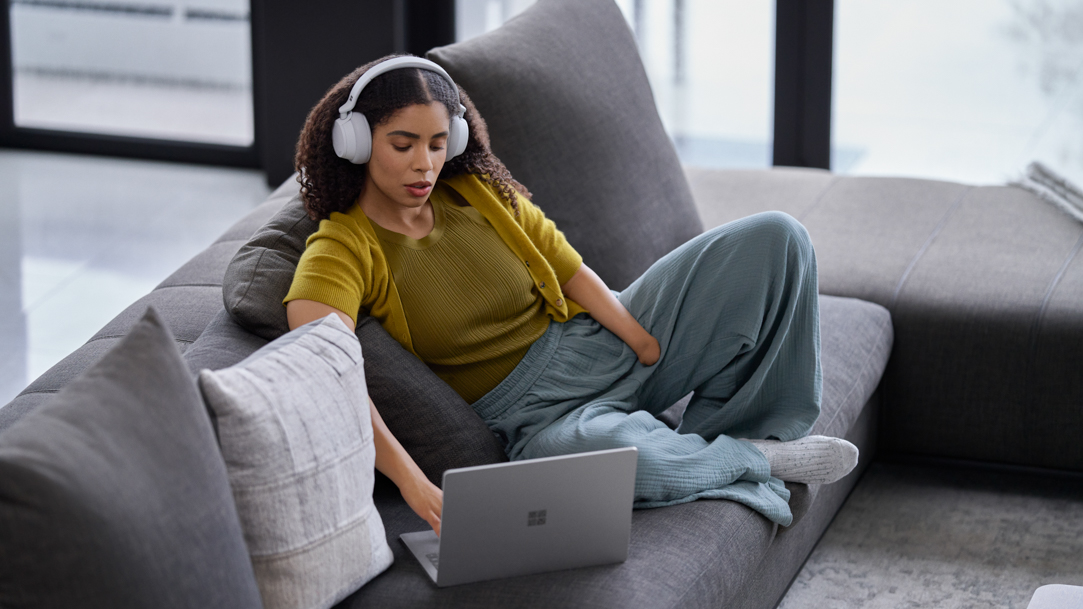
[779,462,1083,609]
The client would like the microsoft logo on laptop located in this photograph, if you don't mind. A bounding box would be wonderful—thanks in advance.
[527,509,547,526]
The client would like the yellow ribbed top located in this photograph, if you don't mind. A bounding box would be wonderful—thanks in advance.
[284,173,587,402]
[371,191,549,402]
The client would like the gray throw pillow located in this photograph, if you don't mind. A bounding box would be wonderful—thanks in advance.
[427,0,704,291]
[223,191,316,342]
[0,307,262,609]
[198,313,394,609]
[220,194,507,485]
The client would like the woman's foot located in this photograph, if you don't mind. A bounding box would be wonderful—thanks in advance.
[743,435,859,484]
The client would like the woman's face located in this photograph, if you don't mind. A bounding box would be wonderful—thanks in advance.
[363,101,451,211]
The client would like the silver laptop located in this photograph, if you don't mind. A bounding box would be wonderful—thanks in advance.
[400,446,638,587]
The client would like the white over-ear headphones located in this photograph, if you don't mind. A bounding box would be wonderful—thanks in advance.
[331,56,469,164]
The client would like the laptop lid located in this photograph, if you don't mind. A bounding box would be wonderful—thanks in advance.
[401,446,638,587]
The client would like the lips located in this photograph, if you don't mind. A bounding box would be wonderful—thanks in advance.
[405,181,432,197]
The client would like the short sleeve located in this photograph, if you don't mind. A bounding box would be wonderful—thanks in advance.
[515,192,583,285]
[284,225,367,326]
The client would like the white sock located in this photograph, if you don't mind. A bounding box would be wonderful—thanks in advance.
[743,435,859,485]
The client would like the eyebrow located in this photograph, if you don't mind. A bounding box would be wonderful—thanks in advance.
[386,130,449,139]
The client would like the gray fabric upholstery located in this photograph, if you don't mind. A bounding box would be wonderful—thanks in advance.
[731,393,880,609]
[157,240,248,289]
[689,167,1083,472]
[347,491,777,609]
[2,339,119,431]
[427,0,703,291]
[354,315,508,484]
[815,296,893,441]
[199,314,393,609]
[90,286,223,346]
[223,193,316,341]
[184,308,271,374]
[0,308,262,608]
[333,294,892,608]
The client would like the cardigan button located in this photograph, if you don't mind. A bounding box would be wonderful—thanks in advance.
[540,282,547,289]
[555,298,564,306]
[525,260,531,267]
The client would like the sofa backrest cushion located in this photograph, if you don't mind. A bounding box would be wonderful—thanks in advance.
[198,313,394,609]
[0,307,262,609]
[220,194,507,486]
[427,0,704,291]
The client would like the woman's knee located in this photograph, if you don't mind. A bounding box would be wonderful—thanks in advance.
[746,211,812,252]
[702,211,813,265]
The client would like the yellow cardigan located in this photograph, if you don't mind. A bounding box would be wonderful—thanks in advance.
[284,173,586,357]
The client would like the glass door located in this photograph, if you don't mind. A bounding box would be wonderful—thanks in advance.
[3,0,255,163]
[454,0,776,170]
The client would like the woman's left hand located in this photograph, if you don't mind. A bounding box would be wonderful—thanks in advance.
[401,475,444,536]
[634,333,660,366]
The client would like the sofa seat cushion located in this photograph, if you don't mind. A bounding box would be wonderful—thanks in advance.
[688,167,1083,472]
[334,294,892,608]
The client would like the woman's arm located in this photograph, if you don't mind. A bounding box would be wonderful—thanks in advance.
[560,265,660,366]
[286,299,444,535]
[369,395,442,535]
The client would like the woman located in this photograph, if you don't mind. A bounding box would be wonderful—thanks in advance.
[284,55,858,536]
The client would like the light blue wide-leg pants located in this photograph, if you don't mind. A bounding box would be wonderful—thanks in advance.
[471,211,821,526]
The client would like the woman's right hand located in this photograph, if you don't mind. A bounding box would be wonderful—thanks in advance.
[400,474,444,536]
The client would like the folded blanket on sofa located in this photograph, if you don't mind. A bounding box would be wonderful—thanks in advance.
[1011,161,1083,224]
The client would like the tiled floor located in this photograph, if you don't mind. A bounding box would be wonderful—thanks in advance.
[0,148,270,407]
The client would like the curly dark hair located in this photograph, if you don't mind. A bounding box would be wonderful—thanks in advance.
[294,54,531,221]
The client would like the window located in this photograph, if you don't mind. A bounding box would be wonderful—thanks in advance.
[7,0,254,148]
[834,0,1083,185]
[455,0,775,170]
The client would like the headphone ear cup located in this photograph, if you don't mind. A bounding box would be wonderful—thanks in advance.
[332,116,354,161]
[350,113,373,164]
[332,113,373,164]
[447,116,469,159]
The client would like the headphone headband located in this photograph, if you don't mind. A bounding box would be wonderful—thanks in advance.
[331,55,469,164]
[338,56,464,120]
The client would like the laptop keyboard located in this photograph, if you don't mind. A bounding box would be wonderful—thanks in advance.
[426,552,440,568]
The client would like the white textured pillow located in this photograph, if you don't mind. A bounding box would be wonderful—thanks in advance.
[198,314,393,609]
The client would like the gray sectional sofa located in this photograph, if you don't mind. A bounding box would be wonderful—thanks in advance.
[2,0,1080,607]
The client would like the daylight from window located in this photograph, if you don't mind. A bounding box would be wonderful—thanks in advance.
[456,0,775,170]
[9,0,253,146]
[464,0,1083,188]
[835,0,1083,187]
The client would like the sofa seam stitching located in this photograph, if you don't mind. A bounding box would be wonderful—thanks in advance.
[796,175,841,223]
[1025,232,1083,408]
[14,389,59,396]
[155,283,223,289]
[889,186,972,310]
[86,335,195,345]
